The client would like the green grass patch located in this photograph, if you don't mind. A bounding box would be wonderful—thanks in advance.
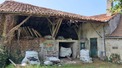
[6,61,122,68]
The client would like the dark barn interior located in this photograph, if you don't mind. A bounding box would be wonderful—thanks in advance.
[8,15,82,63]
[16,16,80,40]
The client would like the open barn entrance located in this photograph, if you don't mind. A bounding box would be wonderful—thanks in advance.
[9,15,81,63]
[59,42,73,59]
[58,40,78,60]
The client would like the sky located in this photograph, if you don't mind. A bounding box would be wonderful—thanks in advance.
[0,0,107,16]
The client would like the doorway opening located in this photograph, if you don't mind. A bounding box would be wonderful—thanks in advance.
[59,42,73,59]
[90,38,98,58]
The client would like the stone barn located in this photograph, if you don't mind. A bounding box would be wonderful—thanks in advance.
[0,0,122,63]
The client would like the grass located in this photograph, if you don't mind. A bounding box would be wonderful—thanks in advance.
[6,59,122,68]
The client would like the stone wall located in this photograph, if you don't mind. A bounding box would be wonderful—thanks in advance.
[106,38,122,60]
[82,22,105,57]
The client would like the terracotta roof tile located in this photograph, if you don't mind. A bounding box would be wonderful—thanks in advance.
[89,14,116,22]
[0,1,88,20]
[0,1,116,22]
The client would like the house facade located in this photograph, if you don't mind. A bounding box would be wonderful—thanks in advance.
[82,14,121,59]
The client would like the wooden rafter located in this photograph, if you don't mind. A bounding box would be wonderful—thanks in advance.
[46,18,53,25]
[52,18,62,38]
[24,27,31,36]
[46,17,55,35]
[6,15,31,37]
[31,28,38,37]
[27,27,34,37]
[34,30,42,37]
[47,18,63,38]
[90,22,102,38]
[73,23,82,39]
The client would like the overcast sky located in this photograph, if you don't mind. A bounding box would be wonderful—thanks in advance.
[0,0,107,16]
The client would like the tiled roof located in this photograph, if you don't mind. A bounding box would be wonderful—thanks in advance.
[0,1,88,20]
[110,15,122,37]
[89,14,116,22]
[0,1,116,22]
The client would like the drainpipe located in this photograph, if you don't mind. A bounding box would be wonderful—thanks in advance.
[103,24,107,57]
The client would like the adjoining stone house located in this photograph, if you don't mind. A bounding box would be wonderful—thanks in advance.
[0,0,121,61]
[82,13,121,59]
[81,0,122,60]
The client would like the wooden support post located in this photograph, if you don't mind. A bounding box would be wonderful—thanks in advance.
[1,14,9,46]
[2,15,6,38]
[77,24,82,58]
[73,23,82,58]
[46,17,55,35]
[17,28,21,40]
[47,18,62,39]
[54,19,62,37]
[52,19,62,38]
[78,24,82,40]
[47,21,53,35]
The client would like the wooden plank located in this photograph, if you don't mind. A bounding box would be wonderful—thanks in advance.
[9,59,16,66]
[17,28,21,40]
[27,27,34,37]
[24,27,31,36]
[34,30,42,37]
[31,28,39,38]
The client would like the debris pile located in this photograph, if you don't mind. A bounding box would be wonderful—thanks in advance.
[44,57,60,65]
[80,49,92,63]
[21,51,40,66]
[60,46,72,57]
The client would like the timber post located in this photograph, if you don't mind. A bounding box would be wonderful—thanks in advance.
[2,14,8,46]
[47,18,63,57]
[73,22,82,58]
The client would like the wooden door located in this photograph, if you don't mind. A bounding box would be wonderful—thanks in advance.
[90,38,98,57]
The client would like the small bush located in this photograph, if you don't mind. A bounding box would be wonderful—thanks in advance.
[10,49,24,63]
[0,46,8,68]
[108,53,121,64]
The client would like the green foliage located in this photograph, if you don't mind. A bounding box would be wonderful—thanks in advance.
[10,49,24,64]
[0,46,8,68]
[6,63,122,68]
[108,53,121,64]
[111,0,122,13]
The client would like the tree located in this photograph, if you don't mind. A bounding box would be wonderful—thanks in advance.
[111,0,122,13]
